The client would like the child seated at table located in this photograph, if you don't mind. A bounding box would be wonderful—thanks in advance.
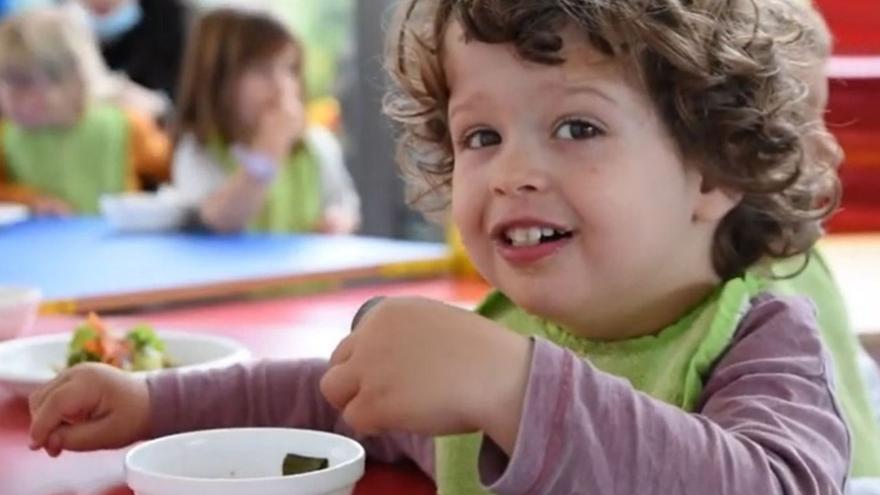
[0,7,170,216]
[771,0,880,480]
[28,0,879,492]
[171,8,360,234]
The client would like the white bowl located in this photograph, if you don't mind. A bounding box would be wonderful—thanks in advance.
[0,202,28,227]
[125,428,365,495]
[0,330,251,396]
[100,192,188,232]
[0,286,41,341]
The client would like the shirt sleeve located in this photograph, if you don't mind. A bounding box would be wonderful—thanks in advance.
[147,358,436,479]
[480,294,851,495]
[0,125,43,206]
[305,126,361,220]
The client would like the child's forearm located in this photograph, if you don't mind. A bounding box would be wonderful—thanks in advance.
[473,337,532,455]
[0,182,44,208]
[148,359,343,437]
[198,169,271,233]
[0,184,38,204]
[146,359,437,477]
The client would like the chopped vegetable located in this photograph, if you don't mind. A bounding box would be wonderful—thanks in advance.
[66,313,169,371]
[282,453,329,476]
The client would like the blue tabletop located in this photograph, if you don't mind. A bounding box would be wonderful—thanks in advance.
[0,218,448,306]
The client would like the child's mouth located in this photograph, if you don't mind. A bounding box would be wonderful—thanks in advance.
[500,226,573,247]
[493,225,574,265]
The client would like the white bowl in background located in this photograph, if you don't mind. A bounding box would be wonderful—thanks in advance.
[100,191,188,233]
[0,330,251,396]
[0,286,41,341]
[125,428,365,495]
[0,202,28,227]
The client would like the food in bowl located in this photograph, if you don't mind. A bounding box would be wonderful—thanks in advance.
[282,453,329,476]
[67,313,170,371]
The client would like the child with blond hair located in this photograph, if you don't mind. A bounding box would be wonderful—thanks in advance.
[0,7,170,215]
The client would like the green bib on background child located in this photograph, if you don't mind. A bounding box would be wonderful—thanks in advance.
[1,105,129,214]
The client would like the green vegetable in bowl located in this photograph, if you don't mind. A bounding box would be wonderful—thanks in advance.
[66,324,102,367]
[66,313,170,371]
[282,453,329,476]
[127,324,167,370]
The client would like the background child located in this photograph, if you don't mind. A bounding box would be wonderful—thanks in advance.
[0,7,170,215]
[28,0,860,493]
[171,8,361,234]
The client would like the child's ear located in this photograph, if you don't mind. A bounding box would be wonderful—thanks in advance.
[693,177,742,223]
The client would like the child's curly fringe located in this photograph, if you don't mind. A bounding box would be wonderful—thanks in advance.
[383,0,842,280]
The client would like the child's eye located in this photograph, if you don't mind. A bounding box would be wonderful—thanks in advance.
[462,129,502,150]
[554,119,603,140]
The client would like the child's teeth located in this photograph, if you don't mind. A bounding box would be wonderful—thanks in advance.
[506,227,544,247]
[511,229,528,245]
[541,227,555,238]
[527,227,541,244]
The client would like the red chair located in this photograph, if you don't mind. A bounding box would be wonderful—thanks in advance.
[816,0,880,55]
[816,0,880,232]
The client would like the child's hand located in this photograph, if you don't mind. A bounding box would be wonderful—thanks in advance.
[320,297,532,453]
[28,363,150,457]
[251,91,306,162]
[317,205,359,234]
[30,196,73,217]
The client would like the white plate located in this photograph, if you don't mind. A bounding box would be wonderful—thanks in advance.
[0,331,251,397]
[0,202,28,227]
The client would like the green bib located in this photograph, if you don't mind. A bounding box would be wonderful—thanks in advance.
[435,274,764,494]
[2,105,130,214]
[756,251,880,476]
[213,141,322,233]
[435,250,880,493]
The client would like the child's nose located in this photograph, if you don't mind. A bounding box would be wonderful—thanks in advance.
[490,144,550,196]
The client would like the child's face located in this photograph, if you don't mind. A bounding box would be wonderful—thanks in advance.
[234,44,302,134]
[0,68,78,129]
[445,24,727,338]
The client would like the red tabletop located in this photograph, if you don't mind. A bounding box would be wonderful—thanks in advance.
[0,278,491,495]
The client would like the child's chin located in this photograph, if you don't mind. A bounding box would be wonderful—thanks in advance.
[509,291,563,319]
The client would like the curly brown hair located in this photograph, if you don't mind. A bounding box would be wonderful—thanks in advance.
[384,0,841,280]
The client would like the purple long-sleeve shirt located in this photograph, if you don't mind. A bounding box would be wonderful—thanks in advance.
[148,294,850,494]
